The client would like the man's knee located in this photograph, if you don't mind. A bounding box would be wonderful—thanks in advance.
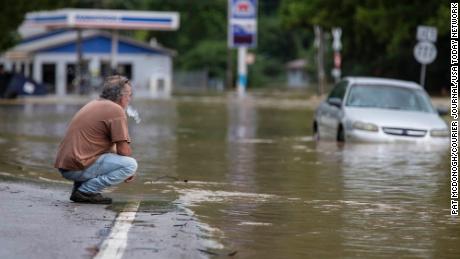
[123,157,137,175]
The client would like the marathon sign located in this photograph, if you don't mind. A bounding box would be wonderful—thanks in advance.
[24,9,180,31]
[74,14,176,30]
[231,0,257,19]
[228,0,257,48]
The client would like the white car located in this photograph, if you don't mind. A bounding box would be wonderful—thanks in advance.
[313,77,449,143]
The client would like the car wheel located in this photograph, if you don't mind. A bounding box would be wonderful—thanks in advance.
[337,125,345,142]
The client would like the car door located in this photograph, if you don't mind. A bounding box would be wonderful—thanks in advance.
[318,81,348,139]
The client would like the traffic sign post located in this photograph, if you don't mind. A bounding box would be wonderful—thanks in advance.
[413,41,437,86]
[414,25,437,87]
[331,27,342,83]
[228,0,257,97]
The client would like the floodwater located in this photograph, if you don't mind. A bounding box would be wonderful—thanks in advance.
[0,95,459,258]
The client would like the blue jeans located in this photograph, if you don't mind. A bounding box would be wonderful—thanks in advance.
[60,153,137,193]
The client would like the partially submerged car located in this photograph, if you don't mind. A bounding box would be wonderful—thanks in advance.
[313,77,449,143]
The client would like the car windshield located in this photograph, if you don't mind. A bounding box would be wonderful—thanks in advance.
[345,84,436,113]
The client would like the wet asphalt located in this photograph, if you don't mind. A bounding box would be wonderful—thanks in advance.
[0,181,116,259]
[0,180,231,259]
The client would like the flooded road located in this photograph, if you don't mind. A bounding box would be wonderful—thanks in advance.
[0,95,459,258]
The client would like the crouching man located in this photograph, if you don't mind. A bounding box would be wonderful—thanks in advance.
[54,75,137,204]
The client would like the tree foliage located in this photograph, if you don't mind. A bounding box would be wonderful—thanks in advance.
[280,0,450,92]
[0,0,61,51]
[0,0,450,91]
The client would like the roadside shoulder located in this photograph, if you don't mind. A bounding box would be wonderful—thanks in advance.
[0,181,117,259]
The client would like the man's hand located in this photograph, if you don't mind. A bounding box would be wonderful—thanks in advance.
[116,141,132,156]
[124,174,136,183]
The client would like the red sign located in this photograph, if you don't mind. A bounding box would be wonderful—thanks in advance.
[237,2,249,12]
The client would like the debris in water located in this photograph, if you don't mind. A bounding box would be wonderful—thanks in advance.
[153,175,189,182]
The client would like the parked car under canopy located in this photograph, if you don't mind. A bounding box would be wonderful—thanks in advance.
[0,72,46,99]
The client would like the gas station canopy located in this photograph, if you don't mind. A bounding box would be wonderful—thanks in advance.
[17,8,180,95]
[23,9,180,31]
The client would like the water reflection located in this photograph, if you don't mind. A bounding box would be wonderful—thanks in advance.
[315,142,455,258]
[226,95,257,189]
[0,103,79,178]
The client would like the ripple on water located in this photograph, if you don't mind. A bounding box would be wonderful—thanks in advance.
[174,188,277,207]
[235,138,275,144]
[238,222,273,226]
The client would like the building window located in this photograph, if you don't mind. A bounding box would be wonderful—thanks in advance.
[100,62,132,80]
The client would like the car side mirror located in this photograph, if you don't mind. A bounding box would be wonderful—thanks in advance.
[436,106,448,116]
[328,97,342,108]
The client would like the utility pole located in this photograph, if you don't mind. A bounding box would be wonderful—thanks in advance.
[228,0,257,97]
[237,47,248,97]
[110,30,119,74]
[314,25,326,95]
[226,49,233,90]
[331,27,342,83]
[75,28,83,95]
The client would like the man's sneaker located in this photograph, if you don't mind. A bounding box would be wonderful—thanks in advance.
[72,181,83,194]
[70,190,112,204]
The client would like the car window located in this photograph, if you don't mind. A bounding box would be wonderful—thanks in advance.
[328,81,348,100]
[345,84,436,113]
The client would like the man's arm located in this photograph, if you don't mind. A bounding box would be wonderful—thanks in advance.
[115,141,132,156]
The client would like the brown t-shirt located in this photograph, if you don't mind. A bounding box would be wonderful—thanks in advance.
[54,99,131,170]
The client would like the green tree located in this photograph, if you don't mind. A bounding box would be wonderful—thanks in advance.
[0,0,124,52]
[281,0,449,93]
[142,0,227,69]
[181,40,227,78]
[0,0,61,51]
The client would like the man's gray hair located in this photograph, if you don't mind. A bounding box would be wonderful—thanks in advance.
[100,75,131,102]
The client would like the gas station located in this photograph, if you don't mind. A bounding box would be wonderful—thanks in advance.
[0,9,179,98]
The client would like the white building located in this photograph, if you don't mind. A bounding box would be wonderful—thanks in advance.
[0,29,175,97]
[286,59,309,88]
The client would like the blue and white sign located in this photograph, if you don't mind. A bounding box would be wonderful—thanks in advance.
[24,9,180,31]
[228,0,257,48]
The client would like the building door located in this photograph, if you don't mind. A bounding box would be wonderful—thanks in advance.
[42,63,56,94]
